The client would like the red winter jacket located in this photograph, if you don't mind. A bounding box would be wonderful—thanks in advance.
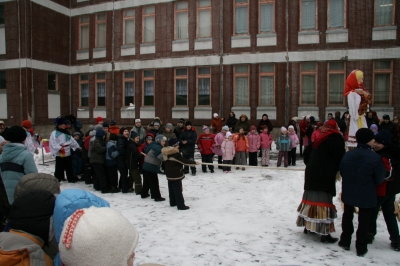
[299,119,308,137]
[197,133,215,155]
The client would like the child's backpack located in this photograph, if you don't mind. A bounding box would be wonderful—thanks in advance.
[105,143,119,167]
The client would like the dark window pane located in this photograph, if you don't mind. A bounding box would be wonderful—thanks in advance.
[0,71,6,89]
[301,62,316,71]
[125,96,134,107]
[0,5,4,24]
[176,69,187,76]
[98,97,105,106]
[144,96,154,106]
[144,70,154,77]
[375,61,391,70]
[124,71,134,78]
[48,73,56,90]
[80,74,89,81]
[198,95,210,105]
[198,67,210,75]
[329,62,344,70]
[176,95,187,105]
[97,73,105,79]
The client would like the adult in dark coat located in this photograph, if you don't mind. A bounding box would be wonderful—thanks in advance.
[296,119,345,243]
[116,128,129,193]
[365,111,379,129]
[257,114,273,134]
[226,112,238,133]
[334,111,347,136]
[126,132,143,194]
[379,114,397,142]
[338,128,386,256]
[174,118,185,140]
[305,116,317,140]
[368,130,400,251]
[235,114,250,134]
[178,121,197,175]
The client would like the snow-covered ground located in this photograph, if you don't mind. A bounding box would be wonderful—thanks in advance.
[34,147,399,266]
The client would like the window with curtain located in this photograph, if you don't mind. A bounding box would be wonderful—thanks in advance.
[328,62,345,105]
[374,61,391,105]
[96,14,106,48]
[124,71,134,106]
[48,73,56,91]
[260,1,274,33]
[197,0,211,38]
[301,62,317,105]
[96,73,106,106]
[124,9,135,45]
[143,6,155,43]
[197,67,211,105]
[329,0,344,28]
[80,74,89,107]
[259,63,274,105]
[175,68,187,106]
[235,0,248,34]
[80,16,89,49]
[234,65,249,105]
[143,70,155,106]
[175,2,188,40]
[301,0,316,30]
[375,0,394,26]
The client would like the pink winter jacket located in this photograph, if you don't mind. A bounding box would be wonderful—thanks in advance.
[221,139,235,160]
[259,132,273,149]
[247,132,261,152]
[289,131,299,149]
[213,132,226,156]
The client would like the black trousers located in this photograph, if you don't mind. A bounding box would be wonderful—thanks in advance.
[92,163,108,191]
[218,155,223,168]
[248,152,258,166]
[300,137,303,155]
[141,170,161,199]
[83,158,93,184]
[201,154,214,172]
[369,194,400,244]
[340,204,373,253]
[118,167,129,193]
[168,180,185,208]
[106,165,119,189]
[129,168,142,193]
[183,153,196,174]
[55,156,74,182]
[288,147,297,165]
[223,160,232,171]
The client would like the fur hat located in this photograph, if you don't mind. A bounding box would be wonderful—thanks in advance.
[168,138,179,147]
[383,114,390,120]
[130,131,138,139]
[165,123,173,130]
[4,126,27,143]
[102,122,109,128]
[213,113,218,118]
[281,126,287,133]
[185,121,192,126]
[96,116,103,124]
[21,120,32,129]
[95,129,106,139]
[14,173,60,200]
[356,128,375,144]
[374,130,392,145]
[119,127,128,135]
[250,125,256,131]
[145,133,155,141]
[155,134,166,143]
[222,126,229,131]
[309,116,315,122]
[55,117,67,126]
[226,132,233,138]
[59,206,139,266]
[202,126,210,132]
[109,120,116,126]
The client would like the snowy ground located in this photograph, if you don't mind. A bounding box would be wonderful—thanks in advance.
[35,147,399,266]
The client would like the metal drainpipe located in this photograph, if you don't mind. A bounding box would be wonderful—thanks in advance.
[30,0,34,124]
[17,0,23,122]
[219,0,223,116]
[69,0,72,115]
[111,0,115,120]
[284,0,290,126]
[24,1,28,119]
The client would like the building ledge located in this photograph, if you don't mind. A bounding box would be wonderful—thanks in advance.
[140,43,156,54]
[372,26,397,40]
[257,33,277,47]
[326,29,348,43]
[298,31,320,44]
[194,106,212,119]
[121,45,136,56]
[231,35,251,48]
[297,106,319,120]
[172,39,189,52]
[172,106,189,119]
[231,106,251,119]
[194,38,212,50]
[76,49,89,60]
[93,48,106,59]
[256,106,277,120]
[139,106,155,118]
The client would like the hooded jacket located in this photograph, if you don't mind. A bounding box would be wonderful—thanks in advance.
[90,138,106,164]
[259,131,273,149]
[226,114,238,132]
[142,142,164,173]
[116,135,128,169]
[256,116,273,133]
[162,146,196,181]
[178,127,197,156]
[211,118,222,134]
[126,139,142,170]
[0,143,38,205]
[197,133,215,155]
[247,131,260,152]
[105,140,119,167]
[130,125,146,144]
[221,138,235,161]
[233,133,249,152]
[213,132,226,156]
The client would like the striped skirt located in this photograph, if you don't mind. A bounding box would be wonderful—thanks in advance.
[296,190,337,235]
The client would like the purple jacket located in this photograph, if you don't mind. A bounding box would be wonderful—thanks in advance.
[221,139,235,160]
[247,132,261,152]
[213,132,226,156]
[259,132,273,149]
[289,131,299,149]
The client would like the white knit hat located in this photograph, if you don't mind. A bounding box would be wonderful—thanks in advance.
[226,132,233,138]
[281,126,287,133]
[59,206,139,266]
[288,125,294,130]
[135,119,141,123]
[213,113,218,118]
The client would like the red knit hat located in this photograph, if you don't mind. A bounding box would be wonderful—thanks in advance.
[21,120,32,129]
[96,117,103,124]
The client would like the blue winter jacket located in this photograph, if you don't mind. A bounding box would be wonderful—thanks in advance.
[340,143,386,208]
[105,140,119,167]
[276,134,292,152]
[0,143,38,204]
[53,189,110,266]
[142,142,163,173]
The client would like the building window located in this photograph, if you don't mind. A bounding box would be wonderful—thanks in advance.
[234,0,249,35]
[48,73,57,91]
[96,73,106,106]
[143,70,155,106]
[300,0,317,30]
[175,68,188,106]
[175,1,188,40]
[123,9,135,45]
[197,0,211,38]
[300,62,317,105]
[259,0,274,33]
[328,0,345,29]
[80,74,89,107]
[79,16,89,49]
[234,65,249,105]
[0,5,3,24]
[375,0,395,26]
[259,64,274,105]
[143,6,155,43]
[0,71,6,89]
[373,61,392,105]
[0,5,4,55]
[328,62,345,105]
[123,71,134,106]
[96,14,106,48]
[197,67,211,105]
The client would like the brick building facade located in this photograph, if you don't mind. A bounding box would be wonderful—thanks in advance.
[0,0,399,132]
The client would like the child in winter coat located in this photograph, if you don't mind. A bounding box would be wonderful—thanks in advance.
[126,131,143,195]
[162,138,199,210]
[288,125,299,166]
[276,127,292,167]
[71,132,83,181]
[233,127,249,170]
[197,126,215,173]
[259,126,273,166]
[370,124,378,135]
[221,132,235,173]
[247,125,260,166]
[311,122,322,144]
[105,133,120,193]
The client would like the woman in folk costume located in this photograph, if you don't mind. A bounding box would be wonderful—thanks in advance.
[344,69,372,149]
[296,119,345,243]
[49,117,80,183]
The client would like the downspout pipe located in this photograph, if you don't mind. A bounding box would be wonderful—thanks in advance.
[284,0,290,126]
[69,0,72,115]
[17,0,23,122]
[30,0,34,124]
[111,0,115,120]
[219,0,223,116]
